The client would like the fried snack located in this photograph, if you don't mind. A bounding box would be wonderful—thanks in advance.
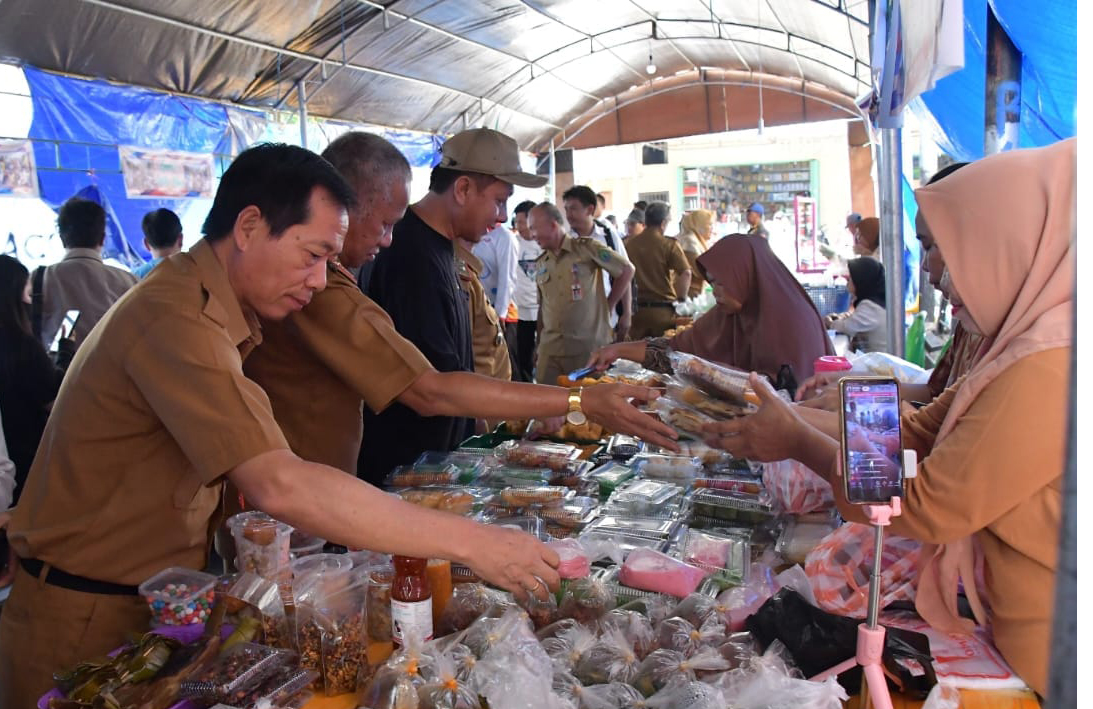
[665,406,710,437]
[676,385,753,419]
[399,490,474,515]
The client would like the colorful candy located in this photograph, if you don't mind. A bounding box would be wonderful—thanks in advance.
[138,567,218,626]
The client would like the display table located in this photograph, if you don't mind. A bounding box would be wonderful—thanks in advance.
[302,687,1041,709]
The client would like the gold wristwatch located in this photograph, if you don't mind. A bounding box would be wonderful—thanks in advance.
[565,387,587,426]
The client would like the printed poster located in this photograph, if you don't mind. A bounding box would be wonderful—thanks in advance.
[0,139,38,197]
[119,146,214,198]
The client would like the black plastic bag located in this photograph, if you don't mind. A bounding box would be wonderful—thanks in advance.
[745,589,936,698]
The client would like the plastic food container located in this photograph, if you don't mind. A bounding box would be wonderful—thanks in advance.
[397,487,485,516]
[630,453,703,481]
[476,464,554,488]
[586,514,680,540]
[579,530,669,557]
[680,529,750,582]
[618,549,708,599]
[289,530,326,559]
[179,642,293,704]
[138,567,217,626]
[689,489,777,526]
[291,553,354,605]
[776,517,839,564]
[665,380,756,420]
[585,461,637,500]
[605,433,644,460]
[692,475,763,495]
[227,511,293,579]
[537,496,598,531]
[486,515,547,540]
[493,439,583,472]
[675,440,733,466]
[384,463,461,488]
[414,450,491,483]
[606,480,684,518]
[497,485,570,508]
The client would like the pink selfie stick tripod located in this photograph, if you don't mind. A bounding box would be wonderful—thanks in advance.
[810,450,918,709]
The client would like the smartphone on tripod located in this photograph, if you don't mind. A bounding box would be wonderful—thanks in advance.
[839,377,904,504]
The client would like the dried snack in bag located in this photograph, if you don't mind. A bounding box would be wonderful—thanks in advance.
[558,576,613,624]
[416,653,481,709]
[178,642,293,705]
[596,608,657,659]
[221,572,292,650]
[358,658,423,709]
[618,548,707,599]
[516,585,559,630]
[572,629,641,685]
[666,378,756,419]
[541,623,597,673]
[653,396,717,440]
[436,584,510,637]
[613,595,675,627]
[717,631,758,670]
[297,566,371,695]
[668,593,719,629]
[535,617,580,642]
[564,681,645,709]
[643,681,726,709]
[654,616,699,656]
[631,647,731,697]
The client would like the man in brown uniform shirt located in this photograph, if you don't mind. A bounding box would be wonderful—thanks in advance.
[625,201,691,338]
[244,133,678,478]
[531,202,634,384]
[0,144,566,709]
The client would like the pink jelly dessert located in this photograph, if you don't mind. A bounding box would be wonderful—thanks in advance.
[618,549,707,598]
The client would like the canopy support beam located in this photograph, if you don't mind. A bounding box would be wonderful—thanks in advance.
[878,126,905,358]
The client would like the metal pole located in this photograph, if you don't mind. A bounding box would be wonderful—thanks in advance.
[984,6,1021,155]
[867,522,884,630]
[878,128,905,357]
[297,81,308,149]
[548,138,557,203]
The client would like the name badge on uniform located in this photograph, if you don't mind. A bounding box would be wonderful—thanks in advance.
[570,263,583,302]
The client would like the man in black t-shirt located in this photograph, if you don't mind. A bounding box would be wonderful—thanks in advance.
[360,129,547,484]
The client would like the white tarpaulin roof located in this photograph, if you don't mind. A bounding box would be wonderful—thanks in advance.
[0,0,871,149]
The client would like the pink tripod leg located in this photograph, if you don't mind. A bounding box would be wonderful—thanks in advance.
[857,624,894,709]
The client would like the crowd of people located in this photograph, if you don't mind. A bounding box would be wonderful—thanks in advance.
[0,122,1073,705]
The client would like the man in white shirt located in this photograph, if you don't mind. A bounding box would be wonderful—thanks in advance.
[562,185,632,340]
[471,222,520,318]
[31,197,138,349]
[511,200,542,382]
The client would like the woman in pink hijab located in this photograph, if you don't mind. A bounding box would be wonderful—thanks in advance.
[702,138,1075,697]
[588,234,833,383]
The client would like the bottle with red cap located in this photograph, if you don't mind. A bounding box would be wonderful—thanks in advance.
[391,555,433,647]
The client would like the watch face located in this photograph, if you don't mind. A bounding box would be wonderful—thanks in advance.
[566,410,587,426]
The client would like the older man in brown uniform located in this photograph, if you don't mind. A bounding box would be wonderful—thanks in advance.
[531,202,634,384]
[0,144,567,709]
[242,132,676,483]
[625,201,691,338]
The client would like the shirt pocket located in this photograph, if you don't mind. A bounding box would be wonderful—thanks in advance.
[535,268,551,288]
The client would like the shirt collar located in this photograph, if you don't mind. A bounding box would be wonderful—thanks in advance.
[63,247,103,262]
[455,243,484,275]
[569,222,601,240]
[188,239,263,349]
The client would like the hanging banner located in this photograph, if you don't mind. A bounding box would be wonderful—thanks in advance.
[119,146,215,198]
[0,139,39,197]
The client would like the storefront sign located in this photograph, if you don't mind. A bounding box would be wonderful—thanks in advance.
[119,146,214,198]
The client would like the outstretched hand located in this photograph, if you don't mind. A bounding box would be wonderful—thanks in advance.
[584,383,679,451]
[700,372,808,462]
[465,525,560,604]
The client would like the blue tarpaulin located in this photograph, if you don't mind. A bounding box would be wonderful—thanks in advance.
[21,67,444,265]
[915,0,1076,162]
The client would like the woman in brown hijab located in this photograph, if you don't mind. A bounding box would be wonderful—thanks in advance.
[588,234,833,382]
[677,210,714,298]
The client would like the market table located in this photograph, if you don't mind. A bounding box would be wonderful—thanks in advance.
[302,687,1041,709]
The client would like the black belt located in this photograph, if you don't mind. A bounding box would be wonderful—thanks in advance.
[637,301,675,309]
[20,557,140,596]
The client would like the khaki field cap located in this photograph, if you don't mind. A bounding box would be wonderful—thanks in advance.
[438,128,547,188]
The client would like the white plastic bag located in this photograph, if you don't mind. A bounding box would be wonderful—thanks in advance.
[849,351,929,384]
[727,641,848,709]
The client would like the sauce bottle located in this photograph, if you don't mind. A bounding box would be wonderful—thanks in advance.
[391,555,432,647]
[426,558,453,628]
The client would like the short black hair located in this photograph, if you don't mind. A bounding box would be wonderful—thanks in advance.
[562,185,596,208]
[596,192,606,206]
[429,166,497,194]
[633,200,648,211]
[141,208,183,249]
[513,200,537,217]
[644,201,671,228]
[322,131,411,202]
[57,197,106,249]
[202,143,356,243]
[926,162,969,185]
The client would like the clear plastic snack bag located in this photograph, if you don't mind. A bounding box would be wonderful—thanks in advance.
[667,351,757,406]
[565,681,645,709]
[644,680,726,709]
[227,511,293,581]
[541,623,597,673]
[516,586,559,630]
[436,583,510,637]
[571,628,642,686]
[547,538,592,579]
[724,640,847,709]
[415,653,481,709]
[653,615,728,658]
[358,635,429,709]
[314,567,371,695]
[220,572,292,650]
[596,608,657,659]
[716,562,779,632]
[558,576,614,624]
[467,608,555,709]
[632,647,731,697]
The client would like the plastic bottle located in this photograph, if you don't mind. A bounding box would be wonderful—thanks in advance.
[391,555,433,647]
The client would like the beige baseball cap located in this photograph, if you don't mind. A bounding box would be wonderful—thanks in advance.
[437,128,547,188]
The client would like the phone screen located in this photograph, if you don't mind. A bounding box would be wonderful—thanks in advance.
[841,377,903,504]
[50,309,80,352]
